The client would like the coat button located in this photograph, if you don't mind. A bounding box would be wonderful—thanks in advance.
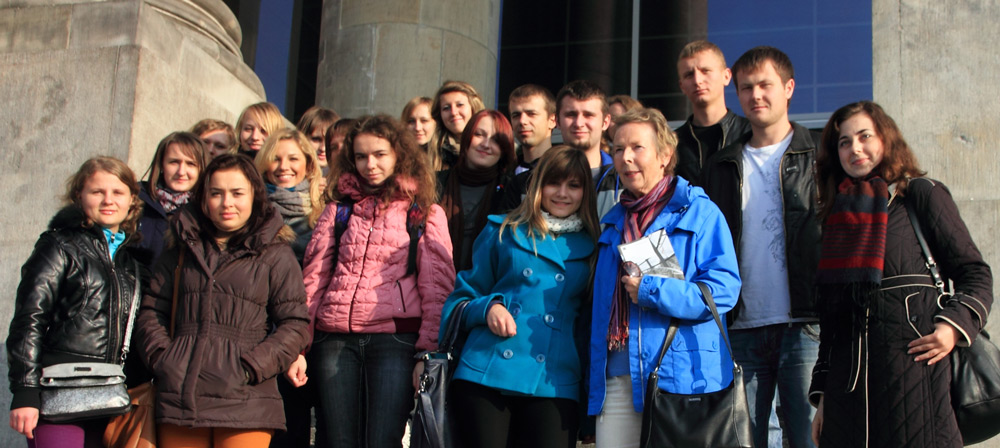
[910,315,919,322]
[544,314,555,324]
[510,304,520,318]
[536,354,545,363]
[522,268,533,277]
[502,349,513,359]
[555,273,565,282]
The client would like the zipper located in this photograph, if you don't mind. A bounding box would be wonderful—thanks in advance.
[688,124,704,170]
[346,205,377,332]
[397,280,407,313]
[636,307,645,398]
[99,233,125,365]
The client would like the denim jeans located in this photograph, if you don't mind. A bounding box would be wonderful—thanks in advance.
[729,322,820,448]
[310,331,417,448]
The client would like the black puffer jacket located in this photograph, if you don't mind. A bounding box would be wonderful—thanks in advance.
[809,178,993,447]
[7,207,143,409]
[134,206,309,430]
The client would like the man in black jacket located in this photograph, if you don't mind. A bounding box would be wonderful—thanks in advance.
[675,40,750,185]
[700,46,821,448]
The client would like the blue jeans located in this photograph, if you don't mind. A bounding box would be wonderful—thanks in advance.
[729,322,820,448]
[310,331,417,448]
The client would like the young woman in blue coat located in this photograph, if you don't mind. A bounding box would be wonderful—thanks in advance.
[589,108,741,448]
[440,146,600,448]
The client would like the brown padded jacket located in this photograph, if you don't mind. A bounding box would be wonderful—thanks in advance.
[135,206,309,430]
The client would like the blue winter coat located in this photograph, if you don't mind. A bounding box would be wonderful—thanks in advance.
[587,176,741,415]
[440,214,596,401]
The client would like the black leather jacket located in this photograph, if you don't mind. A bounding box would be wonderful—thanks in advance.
[700,122,822,321]
[6,207,142,409]
[675,109,751,186]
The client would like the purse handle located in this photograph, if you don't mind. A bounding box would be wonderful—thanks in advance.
[654,282,739,370]
[438,300,470,353]
[119,259,142,365]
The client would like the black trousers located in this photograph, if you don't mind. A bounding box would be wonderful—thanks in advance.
[448,379,579,448]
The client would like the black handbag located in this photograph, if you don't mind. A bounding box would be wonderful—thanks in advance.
[904,197,1000,445]
[410,300,469,448]
[39,260,141,422]
[640,282,753,448]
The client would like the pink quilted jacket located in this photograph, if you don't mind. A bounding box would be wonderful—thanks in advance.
[302,173,456,351]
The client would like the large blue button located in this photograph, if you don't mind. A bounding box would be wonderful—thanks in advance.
[544,314,555,324]
[536,354,545,363]
[555,273,565,282]
[522,268,533,277]
[502,349,513,359]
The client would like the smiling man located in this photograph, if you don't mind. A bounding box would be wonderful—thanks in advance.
[508,84,557,174]
[700,46,822,448]
[675,40,750,185]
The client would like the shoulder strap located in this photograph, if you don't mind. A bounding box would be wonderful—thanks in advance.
[902,194,947,295]
[655,282,737,368]
[331,199,353,267]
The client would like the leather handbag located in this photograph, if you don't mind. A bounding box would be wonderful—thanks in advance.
[104,249,184,448]
[410,300,469,448]
[640,282,753,448]
[904,198,1000,444]
[38,260,142,423]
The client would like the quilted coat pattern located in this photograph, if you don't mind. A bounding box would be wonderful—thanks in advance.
[810,179,993,447]
[302,173,456,352]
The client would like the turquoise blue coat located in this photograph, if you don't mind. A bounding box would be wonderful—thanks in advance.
[587,176,742,414]
[440,215,596,401]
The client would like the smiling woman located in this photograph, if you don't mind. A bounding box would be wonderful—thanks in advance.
[430,81,485,170]
[137,132,207,266]
[254,128,324,264]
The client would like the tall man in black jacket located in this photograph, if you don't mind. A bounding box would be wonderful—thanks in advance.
[700,46,822,448]
[674,40,751,185]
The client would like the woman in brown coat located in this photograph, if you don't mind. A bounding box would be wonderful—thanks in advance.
[135,154,310,448]
[809,101,993,447]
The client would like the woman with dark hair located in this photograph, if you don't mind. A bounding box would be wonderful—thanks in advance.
[323,117,357,168]
[441,146,599,448]
[8,156,144,447]
[430,80,486,170]
[301,115,455,448]
[137,131,207,266]
[135,154,310,448]
[401,96,437,168]
[809,101,992,448]
[438,109,518,272]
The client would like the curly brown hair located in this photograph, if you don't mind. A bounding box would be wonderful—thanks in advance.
[65,156,143,237]
[326,114,437,215]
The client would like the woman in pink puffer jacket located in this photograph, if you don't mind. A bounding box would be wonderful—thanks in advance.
[290,114,456,448]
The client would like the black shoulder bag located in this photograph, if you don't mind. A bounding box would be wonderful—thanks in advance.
[640,282,753,448]
[903,195,1000,445]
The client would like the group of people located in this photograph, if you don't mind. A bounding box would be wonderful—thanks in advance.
[7,40,993,448]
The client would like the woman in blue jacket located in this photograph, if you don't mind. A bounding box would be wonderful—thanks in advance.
[589,108,741,448]
[440,146,600,448]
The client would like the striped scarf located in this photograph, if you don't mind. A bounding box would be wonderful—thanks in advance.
[608,176,674,351]
[816,175,889,285]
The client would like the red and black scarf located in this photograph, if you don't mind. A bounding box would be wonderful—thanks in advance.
[816,175,889,285]
[608,176,674,351]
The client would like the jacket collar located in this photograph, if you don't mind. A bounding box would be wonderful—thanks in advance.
[486,214,594,269]
[600,176,703,235]
[713,120,815,163]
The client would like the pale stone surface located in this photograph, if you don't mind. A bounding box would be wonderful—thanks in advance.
[317,0,500,117]
[0,2,264,444]
[874,2,1000,443]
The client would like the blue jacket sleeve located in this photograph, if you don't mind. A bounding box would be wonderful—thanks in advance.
[635,208,741,321]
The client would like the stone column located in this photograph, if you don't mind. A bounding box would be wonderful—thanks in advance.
[315,0,501,117]
[0,2,264,443]
[874,3,1000,446]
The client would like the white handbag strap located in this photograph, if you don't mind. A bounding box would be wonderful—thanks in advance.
[120,259,141,364]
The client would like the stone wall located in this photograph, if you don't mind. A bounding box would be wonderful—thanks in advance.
[873,1,1000,445]
[315,0,502,116]
[0,1,264,444]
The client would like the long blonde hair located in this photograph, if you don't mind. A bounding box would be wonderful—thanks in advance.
[254,128,325,227]
[500,146,600,246]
